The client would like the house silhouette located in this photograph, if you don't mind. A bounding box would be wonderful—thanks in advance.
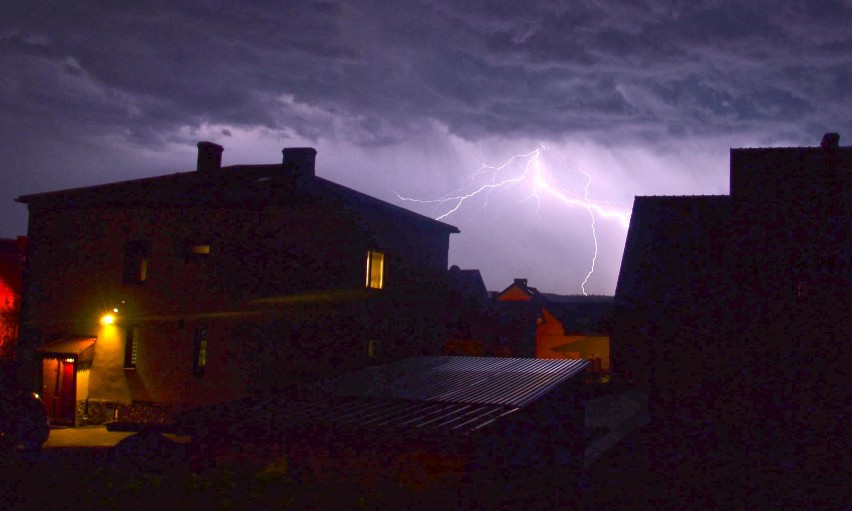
[612,132,850,506]
[15,142,459,426]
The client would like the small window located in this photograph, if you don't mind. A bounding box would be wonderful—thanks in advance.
[186,242,211,262]
[366,339,380,358]
[124,326,139,369]
[365,250,384,289]
[193,327,208,376]
[123,241,150,284]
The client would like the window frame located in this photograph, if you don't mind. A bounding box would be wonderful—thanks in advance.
[185,241,212,263]
[192,326,208,376]
[366,339,380,358]
[365,250,385,289]
[123,240,150,284]
[123,326,139,369]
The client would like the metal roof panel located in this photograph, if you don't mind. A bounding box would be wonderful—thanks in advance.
[316,356,589,408]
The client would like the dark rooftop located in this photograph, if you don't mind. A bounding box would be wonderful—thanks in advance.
[16,155,459,234]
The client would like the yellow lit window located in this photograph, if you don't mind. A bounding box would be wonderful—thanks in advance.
[139,257,148,282]
[193,327,208,376]
[366,339,379,358]
[185,242,212,263]
[365,250,384,289]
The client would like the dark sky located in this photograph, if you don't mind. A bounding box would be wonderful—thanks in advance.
[2,1,850,294]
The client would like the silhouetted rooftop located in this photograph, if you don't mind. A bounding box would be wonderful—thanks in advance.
[16,163,459,233]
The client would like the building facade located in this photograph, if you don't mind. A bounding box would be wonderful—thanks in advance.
[16,143,459,425]
[612,132,850,501]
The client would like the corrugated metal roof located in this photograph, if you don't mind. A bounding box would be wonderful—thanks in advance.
[316,356,589,408]
[276,397,519,436]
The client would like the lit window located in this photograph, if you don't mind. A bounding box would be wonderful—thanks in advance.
[124,326,139,369]
[366,339,380,358]
[123,241,150,284]
[186,242,212,262]
[193,327,208,376]
[365,250,384,289]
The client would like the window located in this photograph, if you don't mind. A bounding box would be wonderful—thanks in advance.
[185,242,211,262]
[366,339,380,358]
[193,327,208,376]
[124,326,139,369]
[123,241,150,284]
[365,250,384,289]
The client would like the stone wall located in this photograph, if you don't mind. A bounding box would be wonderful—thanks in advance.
[75,399,179,426]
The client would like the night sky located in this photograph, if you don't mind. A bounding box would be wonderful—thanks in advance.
[2,1,850,295]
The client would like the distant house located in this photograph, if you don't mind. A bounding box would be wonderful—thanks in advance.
[443,276,613,368]
[15,143,459,426]
[494,279,612,369]
[0,237,26,359]
[612,133,850,488]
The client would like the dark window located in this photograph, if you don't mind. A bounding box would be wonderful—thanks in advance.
[124,326,139,369]
[193,327,208,376]
[123,241,150,284]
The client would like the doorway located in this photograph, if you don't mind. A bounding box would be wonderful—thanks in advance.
[41,358,76,425]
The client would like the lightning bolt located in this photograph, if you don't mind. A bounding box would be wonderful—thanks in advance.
[579,169,597,296]
[396,144,630,294]
[397,146,545,221]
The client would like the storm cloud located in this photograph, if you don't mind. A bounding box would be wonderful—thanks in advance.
[2,0,850,293]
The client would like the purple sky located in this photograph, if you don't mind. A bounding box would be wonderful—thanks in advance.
[2,1,850,294]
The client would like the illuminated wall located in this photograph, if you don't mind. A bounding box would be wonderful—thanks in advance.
[537,333,610,370]
[88,324,131,403]
[497,284,611,368]
[0,278,17,357]
[76,367,89,402]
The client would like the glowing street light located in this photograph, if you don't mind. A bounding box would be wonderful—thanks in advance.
[100,314,115,326]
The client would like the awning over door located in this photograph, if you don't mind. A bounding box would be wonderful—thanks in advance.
[38,336,96,364]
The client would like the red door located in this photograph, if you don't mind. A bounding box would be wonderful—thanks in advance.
[42,358,76,425]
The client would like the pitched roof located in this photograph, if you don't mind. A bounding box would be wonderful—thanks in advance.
[493,279,615,335]
[16,163,460,233]
[614,195,732,303]
[447,266,488,301]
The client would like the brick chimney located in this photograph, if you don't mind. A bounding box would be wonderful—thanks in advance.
[821,133,839,150]
[197,141,224,172]
[282,147,317,177]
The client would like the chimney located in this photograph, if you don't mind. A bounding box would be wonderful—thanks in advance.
[821,133,839,150]
[197,141,224,172]
[282,147,317,178]
[514,278,528,288]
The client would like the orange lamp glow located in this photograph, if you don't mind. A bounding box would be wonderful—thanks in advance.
[100,314,115,326]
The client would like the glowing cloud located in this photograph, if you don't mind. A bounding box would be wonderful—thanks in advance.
[396,144,631,294]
